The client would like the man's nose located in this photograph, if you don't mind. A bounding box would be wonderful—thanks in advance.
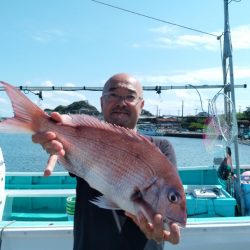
[116,96,127,106]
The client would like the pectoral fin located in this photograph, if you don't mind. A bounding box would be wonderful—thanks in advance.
[131,187,156,223]
[90,196,120,210]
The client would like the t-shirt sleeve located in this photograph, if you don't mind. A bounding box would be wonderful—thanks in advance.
[149,137,177,167]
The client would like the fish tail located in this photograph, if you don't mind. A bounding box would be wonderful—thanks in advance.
[0,81,48,133]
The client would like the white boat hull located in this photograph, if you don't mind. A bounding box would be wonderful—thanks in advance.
[0,223,73,250]
[165,219,250,250]
[1,219,250,250]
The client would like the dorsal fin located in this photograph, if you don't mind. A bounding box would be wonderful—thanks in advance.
[61,114,157,148]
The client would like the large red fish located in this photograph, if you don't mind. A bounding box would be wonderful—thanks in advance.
[0,81,186,227]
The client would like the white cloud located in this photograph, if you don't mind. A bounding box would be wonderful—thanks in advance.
[138,66,250,85]
[231,25,250,49]
[41,80,54,87]
[138,67,222,84]
[149,26,175,34]
[150,34,218,51]
[234,66,250,79]
[133,24,250,51]
[32,29,66,43]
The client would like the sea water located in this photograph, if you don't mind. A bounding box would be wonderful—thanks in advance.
[0,133,64,172]
[0,133,249,172]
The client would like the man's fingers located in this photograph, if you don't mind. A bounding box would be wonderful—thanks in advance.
[43,140,65,155]
[44,155,58,176]
[125,212,180,245]
[51,112,72,124]
[50,112,63,123]
[125,212,136,222]
[163,223,180,245]
[152,214,164,243]
[32,131,56,144]
[125,212,153,240]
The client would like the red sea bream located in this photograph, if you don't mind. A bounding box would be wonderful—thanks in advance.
[0,81,186,227]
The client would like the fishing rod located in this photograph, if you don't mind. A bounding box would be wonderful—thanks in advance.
[0,83,246,93]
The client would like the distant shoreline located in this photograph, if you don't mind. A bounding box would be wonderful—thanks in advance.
[238,140,250,146]
[164,133,250,146]
[164,132,203,139]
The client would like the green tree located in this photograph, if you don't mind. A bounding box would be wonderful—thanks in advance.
[45,101,100,116]
[188,122,204,131]
[243,106,250,120]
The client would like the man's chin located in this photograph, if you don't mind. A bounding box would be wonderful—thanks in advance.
[109,113,130,126]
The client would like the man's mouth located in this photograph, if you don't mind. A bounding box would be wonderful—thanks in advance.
[111,112,129,118]
[110,111,130,123]
[111,109,130,115]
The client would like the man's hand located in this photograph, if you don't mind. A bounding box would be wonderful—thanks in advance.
[125,212,180,245]
[32,112,66,176]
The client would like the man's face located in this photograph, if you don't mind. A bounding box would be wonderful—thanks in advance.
[101,76,144,129]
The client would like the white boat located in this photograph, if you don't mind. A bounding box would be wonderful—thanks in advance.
[1,148,250,250]
[138,126,163,136]
[138,126,157,136]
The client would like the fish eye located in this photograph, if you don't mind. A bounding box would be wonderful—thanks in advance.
[168,191,179,203]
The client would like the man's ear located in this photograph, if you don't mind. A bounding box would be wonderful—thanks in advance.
[100,96,104,111]
[140,99,145,109]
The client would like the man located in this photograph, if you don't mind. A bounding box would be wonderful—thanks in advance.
[32,73,180,249]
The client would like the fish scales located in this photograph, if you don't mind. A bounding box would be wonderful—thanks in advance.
[54,127,153,212]
[56,127,152,192]
[55,123,155,177]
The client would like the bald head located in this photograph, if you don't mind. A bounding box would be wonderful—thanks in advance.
[103,73,143,98]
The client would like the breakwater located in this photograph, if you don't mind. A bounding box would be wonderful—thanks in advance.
[164,132,203,139]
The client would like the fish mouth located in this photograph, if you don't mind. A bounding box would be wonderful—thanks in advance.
[164,216,187,228]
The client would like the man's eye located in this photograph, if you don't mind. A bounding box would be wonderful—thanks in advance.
[126,95,136,102]
[110,93,118,97]
[108,93,119,100]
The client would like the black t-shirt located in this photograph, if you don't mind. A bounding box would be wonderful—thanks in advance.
[72,136,177,250]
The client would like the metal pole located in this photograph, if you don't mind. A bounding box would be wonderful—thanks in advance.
[0,84,246,92]
[223,0,244,215]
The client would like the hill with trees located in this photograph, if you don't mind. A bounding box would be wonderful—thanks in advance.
[44,101,154,118]
[44,100,100,116]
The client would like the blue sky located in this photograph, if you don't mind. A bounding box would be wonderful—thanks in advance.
[0,0,249,117]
